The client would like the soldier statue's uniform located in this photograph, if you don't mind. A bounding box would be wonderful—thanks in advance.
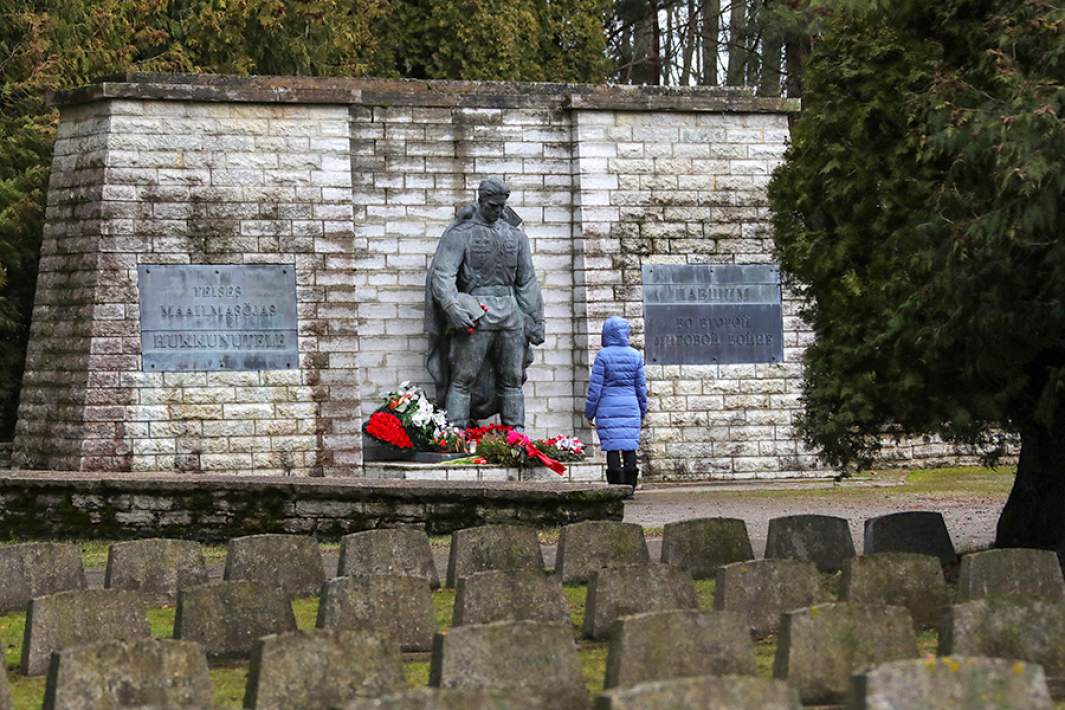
[425,178,544,429]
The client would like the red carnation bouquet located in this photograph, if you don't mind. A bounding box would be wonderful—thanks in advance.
[364,411,414,450]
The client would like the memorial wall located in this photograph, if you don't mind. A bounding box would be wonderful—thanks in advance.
[12,74,982,478]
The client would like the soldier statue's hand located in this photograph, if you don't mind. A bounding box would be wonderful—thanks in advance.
[525,320,545,346]
[444,303,475,331]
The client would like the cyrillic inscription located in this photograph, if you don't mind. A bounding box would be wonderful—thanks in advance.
[642,264,784,365]
[138,265,299,371]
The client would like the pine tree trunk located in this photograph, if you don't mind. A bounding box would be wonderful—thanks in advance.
[784,32,809,97]
[995,418,1065,566]
[726,0,747,85]
[700,0,720,85]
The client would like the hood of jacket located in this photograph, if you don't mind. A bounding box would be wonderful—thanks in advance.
[601,316,630,347]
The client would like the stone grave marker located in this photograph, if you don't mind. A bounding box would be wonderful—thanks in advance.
[842,553,948,629]
[940,598,1065,681]
[317,574,436,651]
[0,542,85,613]
[342,687,543,709]
[848,656,1053,710]
[604,609,755,689]
[243,629,406,710]
[958,548,1065,601]
[659,517,753,579]
[0,664,9,710]
[555,521,650,585]
[764,514,855,572]
[583,563,698,640]
[174,580,297,659]
[21,589,150,676]
[104,538,209,601]
[453,568,568,626]
[863,511,956,565]
[224,534,325,598]
[430,620,585,709]
[42,638,211,710]
[714,559,827,638]
[338,528,439,588]
[596,675,801,710]
[445,525,544,588]
[773,602,917,705]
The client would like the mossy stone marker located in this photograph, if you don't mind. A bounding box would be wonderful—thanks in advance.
[430,620,586,709]
[21,589,150,676]
[453,568,568,626]
[316,574,436,652]
[714,558,827,638]
[42,639,211,710]
[660,517,754,579]
[0,542,85,613]
[848,656,1053,710]
[583,563,698,641]
[338,528,439,588]
[224,534,326,598]
[244,629,406,710]
[445,524,544,588]
[104,538,209,602]
[556,521,650,585]
[175,580,297,659]
[842,552,948,629]
[604,609,755,689]
[596,675,801,710]
[773,602,918,705]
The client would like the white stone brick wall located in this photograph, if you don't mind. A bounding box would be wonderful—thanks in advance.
[15,99,359,475]
[351,104,580,436]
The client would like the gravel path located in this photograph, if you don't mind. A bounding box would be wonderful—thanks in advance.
[625,481,1008,557]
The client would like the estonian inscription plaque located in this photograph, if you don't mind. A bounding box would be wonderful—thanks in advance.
[642,264,784,365]
[138,265,298,372]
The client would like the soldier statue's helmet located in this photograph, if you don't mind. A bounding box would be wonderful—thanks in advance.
[477,177,510,201]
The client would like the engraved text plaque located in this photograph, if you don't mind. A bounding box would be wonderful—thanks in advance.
[138,264,299,371]
[642,264,784,365]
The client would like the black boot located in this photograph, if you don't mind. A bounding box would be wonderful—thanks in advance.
[623,465,639,492]
[605,467,624,485]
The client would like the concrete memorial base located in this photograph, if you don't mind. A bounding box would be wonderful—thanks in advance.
[0,471,625,541]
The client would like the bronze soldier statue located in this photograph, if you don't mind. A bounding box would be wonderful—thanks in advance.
[424,177,544,429]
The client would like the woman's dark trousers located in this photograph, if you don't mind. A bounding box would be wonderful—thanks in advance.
[606,450,638,488]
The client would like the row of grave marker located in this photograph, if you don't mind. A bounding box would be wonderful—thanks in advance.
[0,510,974,615]
[3,601,1060,709]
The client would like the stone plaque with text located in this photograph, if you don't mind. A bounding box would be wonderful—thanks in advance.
[138,265,298,371]
[642,264,783,365]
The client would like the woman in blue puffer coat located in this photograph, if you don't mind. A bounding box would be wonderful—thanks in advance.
[584,316,648,490]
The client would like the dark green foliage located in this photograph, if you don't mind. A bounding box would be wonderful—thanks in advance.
[770,0,1065,548]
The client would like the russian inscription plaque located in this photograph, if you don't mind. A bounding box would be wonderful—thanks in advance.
[642,264,784,365]
[138,265,299,371]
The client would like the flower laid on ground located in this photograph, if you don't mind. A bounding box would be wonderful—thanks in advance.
[365,382,448,451]
[536,435,585,462]
[363,411,413,450]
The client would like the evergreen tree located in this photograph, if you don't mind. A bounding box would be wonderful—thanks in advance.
[770,0,1065,556]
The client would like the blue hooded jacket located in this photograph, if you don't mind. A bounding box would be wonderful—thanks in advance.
[584,316,648,451]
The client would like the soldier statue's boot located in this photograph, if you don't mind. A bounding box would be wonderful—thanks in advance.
[499,390,525,430]
[445,389,471,429]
